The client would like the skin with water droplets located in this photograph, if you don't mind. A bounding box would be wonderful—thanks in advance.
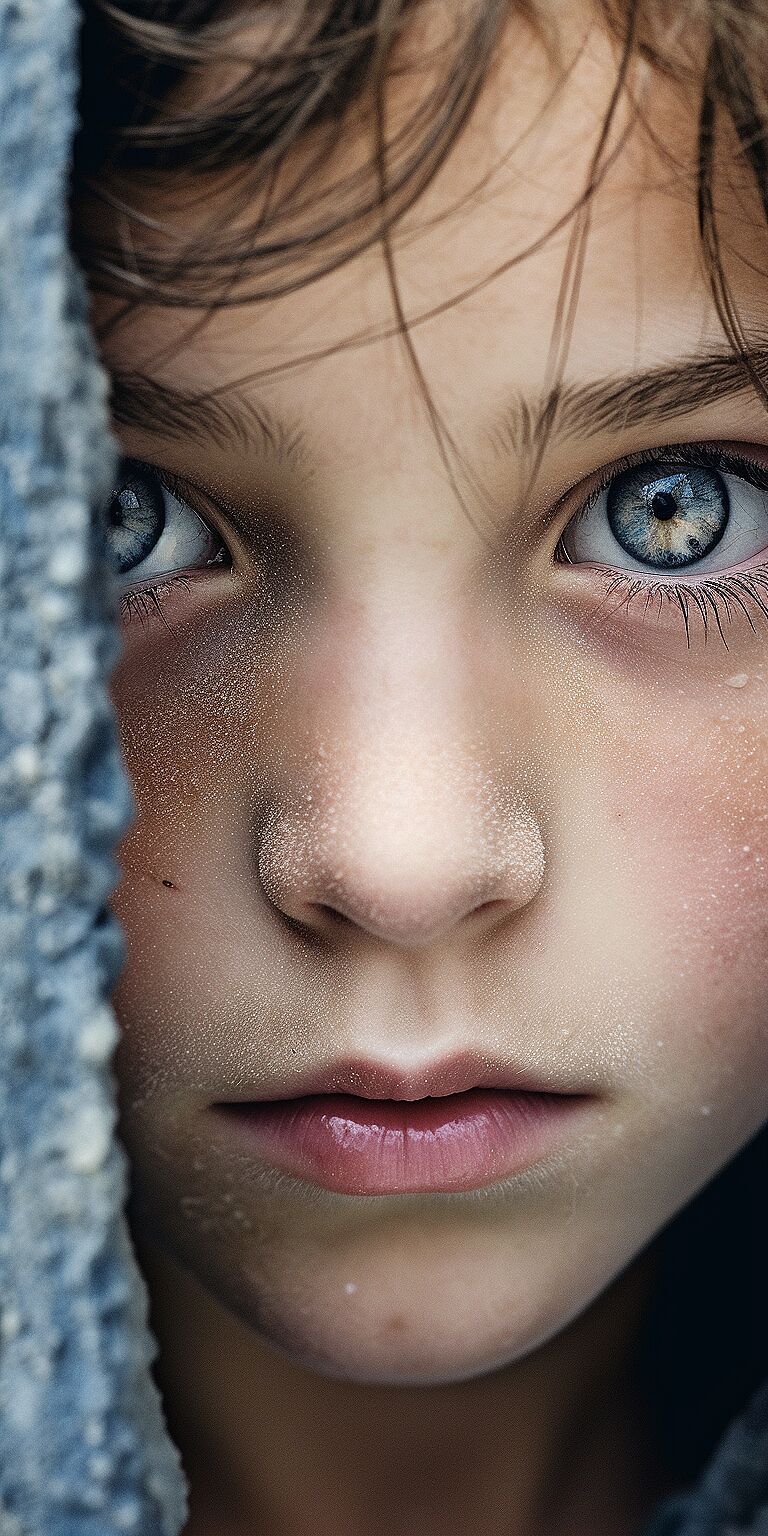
[94,7,768,1415]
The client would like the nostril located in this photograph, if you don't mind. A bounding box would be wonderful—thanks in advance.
[277,907,328,948]
[311,888,510,949]
[298,903,354,938]
[316,904,352,928]
[278,901,352,946]
[473,898,507,918]
[257,790,545,947]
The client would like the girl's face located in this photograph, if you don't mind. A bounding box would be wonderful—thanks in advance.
[97,10,768,1384]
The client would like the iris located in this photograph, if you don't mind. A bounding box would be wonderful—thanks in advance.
[103,465,165,575]
[607,463,729,569]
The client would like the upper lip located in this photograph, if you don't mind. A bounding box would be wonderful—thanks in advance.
[216,1049,593,1104]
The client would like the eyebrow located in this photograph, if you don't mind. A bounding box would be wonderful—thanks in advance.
[491,345,768,458]
[108,370,310,470]
[109,345,768,474]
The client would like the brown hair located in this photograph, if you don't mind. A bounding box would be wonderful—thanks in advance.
[73,1,509,307]
[70,0,768,509]
[72,2,768,314]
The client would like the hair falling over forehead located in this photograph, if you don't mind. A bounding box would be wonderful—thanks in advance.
[71,0,768,496]
[71,0,768,303]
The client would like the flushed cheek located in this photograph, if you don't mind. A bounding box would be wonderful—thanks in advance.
[605,696,768,1125]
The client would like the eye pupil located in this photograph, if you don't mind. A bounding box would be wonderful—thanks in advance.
[651,490,677,520]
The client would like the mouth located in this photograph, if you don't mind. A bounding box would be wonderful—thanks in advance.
[209,1052,597,1196]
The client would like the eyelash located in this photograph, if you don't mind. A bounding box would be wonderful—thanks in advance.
[120,575,193,630]
[554,442,768,651]
[120,444,768,651]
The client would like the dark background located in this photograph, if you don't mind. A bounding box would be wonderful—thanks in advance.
[638,1115,768,1482]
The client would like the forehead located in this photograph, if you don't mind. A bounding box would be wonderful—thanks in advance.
[92,4,768,486]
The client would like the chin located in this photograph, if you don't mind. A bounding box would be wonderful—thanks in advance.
[254,1317,529,1387]
[128,1152,653,1391]
[203,1219,578,1386]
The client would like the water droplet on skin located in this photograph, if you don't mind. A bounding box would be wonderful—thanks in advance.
[700,1104,712,1116]
[344,1282,358,1295]
[726,673,749,688]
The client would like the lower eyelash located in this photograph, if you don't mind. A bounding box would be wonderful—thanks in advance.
[591,564,768,651]
[120,575,191,630]
[121,557,768,654]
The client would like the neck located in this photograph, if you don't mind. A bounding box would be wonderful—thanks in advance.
[134,1229,674,1536]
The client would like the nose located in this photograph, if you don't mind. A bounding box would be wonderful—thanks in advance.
[257,743,545,951]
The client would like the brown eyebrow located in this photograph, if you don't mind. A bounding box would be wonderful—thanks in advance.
[488,346,768,459]
[109,346,768,479]
[108,370,310,470]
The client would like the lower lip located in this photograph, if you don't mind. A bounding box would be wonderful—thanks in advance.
[211,1089,592,1195]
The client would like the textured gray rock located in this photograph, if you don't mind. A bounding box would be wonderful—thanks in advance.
[0,0,188,1529]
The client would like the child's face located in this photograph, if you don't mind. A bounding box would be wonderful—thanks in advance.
[95,10,768,1384]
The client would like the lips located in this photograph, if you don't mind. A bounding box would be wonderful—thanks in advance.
[210,1051,596,1195]
[213,1047,586,1104]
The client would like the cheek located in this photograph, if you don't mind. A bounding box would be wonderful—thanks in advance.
[605,696,768,1124]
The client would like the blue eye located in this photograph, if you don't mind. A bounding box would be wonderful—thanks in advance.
[606,463,729,570]
[101,461,225,586]
[560,449,768,576]
[105,464,166,575]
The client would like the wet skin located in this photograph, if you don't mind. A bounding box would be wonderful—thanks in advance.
[85,7,768,1534]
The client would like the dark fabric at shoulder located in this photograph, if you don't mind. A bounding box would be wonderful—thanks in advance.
[638,1120,768,1534]
[639,1122,768,1480]
[641,1377,768,1535]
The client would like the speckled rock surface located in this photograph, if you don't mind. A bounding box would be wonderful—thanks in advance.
[0,0,188,1529]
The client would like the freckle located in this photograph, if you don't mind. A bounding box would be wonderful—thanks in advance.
[387,1316,406,1333]
[726,672,749,688]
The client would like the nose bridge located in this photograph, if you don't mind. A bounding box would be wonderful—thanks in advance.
[256,571,546,949]
[299,539,480,778]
